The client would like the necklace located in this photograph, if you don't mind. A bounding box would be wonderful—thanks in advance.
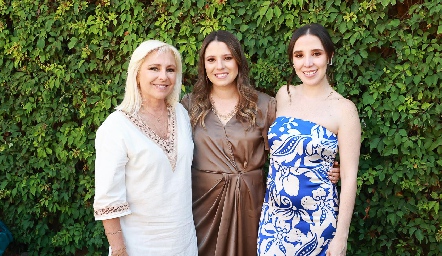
[299,85,334,101]
[210,95,238,122]
[138,106,170,139]
[142,107,166,123]
[148,115,169,139]
[325,90,334,99]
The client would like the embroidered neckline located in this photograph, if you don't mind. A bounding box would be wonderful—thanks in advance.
[122,107,177,171]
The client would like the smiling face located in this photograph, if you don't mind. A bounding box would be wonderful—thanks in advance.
[204,41,239,89]
[137,49,177,103]
[292,34,330,87]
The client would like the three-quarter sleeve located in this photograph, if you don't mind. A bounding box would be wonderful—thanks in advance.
[93,113,132,220]
[263,96,276,150]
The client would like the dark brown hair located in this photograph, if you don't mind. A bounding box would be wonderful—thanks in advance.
[286,23,335,95]
[188,30,258,129]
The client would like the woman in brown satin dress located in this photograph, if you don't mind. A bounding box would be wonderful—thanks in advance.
[181,30,339,256]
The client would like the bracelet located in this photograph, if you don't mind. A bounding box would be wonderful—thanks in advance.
[111,246,126,256]
[106,229,122,235]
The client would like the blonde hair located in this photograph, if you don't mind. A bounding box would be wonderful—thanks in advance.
[116,40,182,115]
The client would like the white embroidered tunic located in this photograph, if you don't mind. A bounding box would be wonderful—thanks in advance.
[93,103,197,256]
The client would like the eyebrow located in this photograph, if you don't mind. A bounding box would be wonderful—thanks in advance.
[293,49,324,53]
[147,63,176,67]
[205,53,233,58]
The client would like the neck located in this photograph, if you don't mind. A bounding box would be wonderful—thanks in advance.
[299,82,332,99]
[211,86,239,100]
[140,98,167,113]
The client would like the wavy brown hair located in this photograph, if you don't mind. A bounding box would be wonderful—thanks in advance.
[188,30,258,129]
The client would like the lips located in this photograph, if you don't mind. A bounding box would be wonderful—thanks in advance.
[303,70,317,77]
[214,73,228,79]
[153,84,170,89]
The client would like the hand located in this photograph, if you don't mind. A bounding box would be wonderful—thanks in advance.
[328,161,340,184]
[326,237,347,256]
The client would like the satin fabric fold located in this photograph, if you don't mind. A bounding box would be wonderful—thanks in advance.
[182,91,276,256]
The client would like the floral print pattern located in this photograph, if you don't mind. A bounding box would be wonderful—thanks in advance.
[258,117,339,256]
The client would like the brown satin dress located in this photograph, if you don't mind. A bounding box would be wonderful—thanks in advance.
[182,92,276,256]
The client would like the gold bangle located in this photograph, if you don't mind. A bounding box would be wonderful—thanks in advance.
[105,229,122,235]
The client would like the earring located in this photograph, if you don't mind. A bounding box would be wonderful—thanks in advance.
[328,57,333,66]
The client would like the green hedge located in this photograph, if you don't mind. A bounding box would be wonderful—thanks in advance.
[1,0,441,255]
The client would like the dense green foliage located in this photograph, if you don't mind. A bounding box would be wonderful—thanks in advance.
[0,0,441,255]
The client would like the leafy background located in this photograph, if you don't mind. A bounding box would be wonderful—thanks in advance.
[0,0,441,255]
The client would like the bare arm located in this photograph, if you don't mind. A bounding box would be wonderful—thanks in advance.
[327,100,361,256]
[102,218,128,256]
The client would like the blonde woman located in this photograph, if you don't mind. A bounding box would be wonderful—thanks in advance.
[93,40,197,256]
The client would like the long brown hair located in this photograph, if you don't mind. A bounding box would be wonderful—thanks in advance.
[188,30,258,129]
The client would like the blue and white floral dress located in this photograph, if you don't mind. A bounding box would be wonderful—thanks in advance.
[257,116,339,256]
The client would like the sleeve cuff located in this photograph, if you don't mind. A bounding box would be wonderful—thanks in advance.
[94,202,131,220]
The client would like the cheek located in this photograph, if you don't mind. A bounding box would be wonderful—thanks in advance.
[292,60,302,70]
[169,73,177,82]
[229,62,239,74]
[204,62,213,73]
[138,71,150,82]
[317,58,328,66]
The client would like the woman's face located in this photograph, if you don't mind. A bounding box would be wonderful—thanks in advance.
[292,34,329,87]
[137,49,177,103]
[204,41,239,89]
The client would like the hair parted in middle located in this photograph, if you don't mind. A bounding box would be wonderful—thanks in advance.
[188,30,258,129]
[116,40,182,115]
[286,23,335,95]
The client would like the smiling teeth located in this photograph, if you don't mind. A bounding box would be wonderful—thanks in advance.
[215,74,228,78]
[304,71,316,76]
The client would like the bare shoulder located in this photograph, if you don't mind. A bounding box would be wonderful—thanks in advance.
[276,84,297,102]
[332,94,360,132]
[336,96,358,118]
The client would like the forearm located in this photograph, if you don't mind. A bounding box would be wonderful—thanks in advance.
[335,177,357,239]
[102,218,126,254]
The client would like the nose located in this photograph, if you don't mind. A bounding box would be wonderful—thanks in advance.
[216,59,224,69]
[304,56,313,67]
[158,69,167,80]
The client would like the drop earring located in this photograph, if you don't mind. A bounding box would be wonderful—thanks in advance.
[328,57,333,66]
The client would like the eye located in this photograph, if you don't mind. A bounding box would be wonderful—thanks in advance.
[293,53,303,58]
[206,57,215,63]
[313,51,322,56]
[167,68,176,73]
[225,56,233,61]
[149,67,159,71]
